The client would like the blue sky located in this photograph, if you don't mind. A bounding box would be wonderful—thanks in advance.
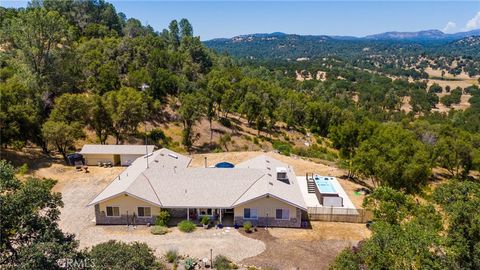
[2,1,480,40]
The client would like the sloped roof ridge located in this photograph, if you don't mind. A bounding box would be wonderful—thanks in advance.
[230,172,267,206]
[141,172,163,206]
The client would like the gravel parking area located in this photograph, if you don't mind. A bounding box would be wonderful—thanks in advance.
[34,164,265,262]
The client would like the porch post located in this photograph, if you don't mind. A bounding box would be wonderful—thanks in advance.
[219,209,222,223]
[187,208,189,221]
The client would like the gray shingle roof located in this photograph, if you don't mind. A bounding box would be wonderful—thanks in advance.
[88,150,307,210]
[79,144,155,155]
[235,155,307,210]
[88,148,191,206]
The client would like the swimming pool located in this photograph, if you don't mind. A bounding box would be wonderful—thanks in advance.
[314,176,338,194]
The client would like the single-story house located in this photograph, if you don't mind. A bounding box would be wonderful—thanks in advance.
[79,144,155,166]
[87,148,307,228]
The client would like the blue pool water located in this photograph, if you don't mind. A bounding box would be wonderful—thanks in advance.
[314,176,337,194]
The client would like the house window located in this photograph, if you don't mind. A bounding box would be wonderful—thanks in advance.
[137,207,151,217]
[106,206,120,217]
[275,209,289,220]
[199,208,213,216]
[243,208,258,219]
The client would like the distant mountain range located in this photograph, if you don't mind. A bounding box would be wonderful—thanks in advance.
[364,29,480,40]
[207,29,480,42]
[203,29,480,60]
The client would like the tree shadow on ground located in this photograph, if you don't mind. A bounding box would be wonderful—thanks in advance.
[1,147,62,171]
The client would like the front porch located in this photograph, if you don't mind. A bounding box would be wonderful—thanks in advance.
[167,208,235,227]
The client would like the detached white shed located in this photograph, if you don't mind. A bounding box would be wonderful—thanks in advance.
[79,144,155,166]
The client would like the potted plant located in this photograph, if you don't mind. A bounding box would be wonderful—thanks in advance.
[201,215,210,229]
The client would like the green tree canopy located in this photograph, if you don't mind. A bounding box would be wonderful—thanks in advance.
[0,160,82,269]
[331,187,445,270]
[103,87,151,144]
[42,120,85,162]
[353,123,431,192]
[87,240,163,270]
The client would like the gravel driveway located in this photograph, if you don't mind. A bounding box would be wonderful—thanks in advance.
[47,166,265,262]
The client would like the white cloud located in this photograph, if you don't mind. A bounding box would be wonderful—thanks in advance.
[465,11,480,31]
[442,21,457,33]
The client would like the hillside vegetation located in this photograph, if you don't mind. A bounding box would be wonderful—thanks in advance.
[1,1,480,269]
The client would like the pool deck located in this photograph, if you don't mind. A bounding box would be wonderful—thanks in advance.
[297,175,356,209]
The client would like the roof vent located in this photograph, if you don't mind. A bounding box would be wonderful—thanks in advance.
[168,153,178,159]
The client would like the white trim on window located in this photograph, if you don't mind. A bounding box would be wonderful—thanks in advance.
[275,208,290,220]
[243,208,258,220]
[137,206,152,217]
[106,206,120,217]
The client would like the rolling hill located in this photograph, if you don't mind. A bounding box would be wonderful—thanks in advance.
[204,29,480,60]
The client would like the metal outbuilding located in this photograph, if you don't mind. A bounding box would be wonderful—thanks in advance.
[79,144,155,166]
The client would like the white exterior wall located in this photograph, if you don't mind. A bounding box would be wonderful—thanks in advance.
[120,154,142,166]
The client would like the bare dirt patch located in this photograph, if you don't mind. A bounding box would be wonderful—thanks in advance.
[240,222,369,270]
[400,96,412,113]
[432,93,472,113]
[425,67,479,90]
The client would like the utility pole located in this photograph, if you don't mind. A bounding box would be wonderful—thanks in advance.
[140,83,150,168]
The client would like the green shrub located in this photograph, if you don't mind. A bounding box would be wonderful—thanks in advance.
[219,117,232,128]
[150,225,169,235]
[253,137,259,145]
[184,258,195,270]
[165,249,178,263]
[148,128,170,147]
[11,140,26,150]
[272,140,293,156]
[155,210,170,226]
[178,220,196,233]
[441,88,462,107]
[213,255,232,270]
[17,163,29,175]
[429,83,443,93]
[89,240,162,270]
[243,221,252,232]
[201,215,210,225]
[292,144,338,161]
[243,135,252,141]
